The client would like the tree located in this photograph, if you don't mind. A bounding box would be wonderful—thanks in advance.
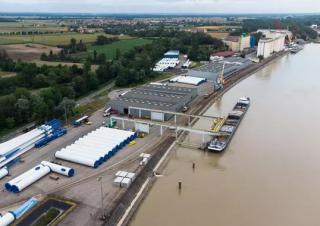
[72,76,87,96]
[55,97,76,122]
[93,50,97,63]
[115,48,121,60]
[83,60,91,74]
[5,117,15,129]
[34,74,49,88]
[30,94,49,120]
[96,53,106,64]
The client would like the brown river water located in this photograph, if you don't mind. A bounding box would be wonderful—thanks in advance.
[130,44,320,226]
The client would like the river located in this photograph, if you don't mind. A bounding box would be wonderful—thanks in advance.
[130,44,320,226]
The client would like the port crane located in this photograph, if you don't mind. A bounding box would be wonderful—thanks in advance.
[214,61,242,91]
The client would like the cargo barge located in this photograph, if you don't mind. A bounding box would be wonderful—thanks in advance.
[207,97,250,152]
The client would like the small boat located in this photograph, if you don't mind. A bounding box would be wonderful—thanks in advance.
[207,97,250,152]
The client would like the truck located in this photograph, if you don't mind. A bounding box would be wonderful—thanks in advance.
[73,115,89,127]
[103,107,111,117]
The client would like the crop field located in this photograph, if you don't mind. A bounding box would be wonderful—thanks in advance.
[0,32,128,46]
[0,20,68,33]
[82,38,153,60]
[208,32,230,39]
[0,44,61,61]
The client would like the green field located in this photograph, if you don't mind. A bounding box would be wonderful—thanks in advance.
[0,33,130,46]
[84,38,153,60]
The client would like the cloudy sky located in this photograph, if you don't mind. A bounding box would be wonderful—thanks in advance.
[0,0,320,14]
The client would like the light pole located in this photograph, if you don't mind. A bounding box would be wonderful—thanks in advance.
[97,176,105,220]
[64,104,68,124]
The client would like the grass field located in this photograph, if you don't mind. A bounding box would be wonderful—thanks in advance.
[82,38,153,60]
[0,32,130,46]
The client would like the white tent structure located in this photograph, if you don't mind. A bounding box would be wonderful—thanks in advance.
[55,127,137,168]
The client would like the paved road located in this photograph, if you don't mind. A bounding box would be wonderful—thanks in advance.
[77,81,115,106]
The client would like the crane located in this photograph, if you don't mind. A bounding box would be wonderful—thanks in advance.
[214,61,242,91]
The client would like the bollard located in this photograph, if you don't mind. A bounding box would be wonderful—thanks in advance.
[178,181,182,190]
[192,162,196,170]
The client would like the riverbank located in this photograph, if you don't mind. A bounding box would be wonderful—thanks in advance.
[109,50,289,226]
[130,44,320,226]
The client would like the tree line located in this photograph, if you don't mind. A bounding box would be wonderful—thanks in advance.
[0,30,225,133]
[231,17,318,41]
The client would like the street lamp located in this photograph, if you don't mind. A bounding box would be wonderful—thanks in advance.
[97,176,106,220]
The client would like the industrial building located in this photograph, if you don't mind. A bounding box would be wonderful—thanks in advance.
[170,75,207,86]
[164,50,180,59]
[257,34,286,58]
[257,29,293,42]
[109,84,198,120]
[223,34,251,52]
[256,29,290,59]
[188,57,253,81]
[153,50,180,72]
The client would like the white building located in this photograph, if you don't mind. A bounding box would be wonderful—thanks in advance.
[311,24,318,29]
[257,30,286,59]
[257,29,293,42]
[257,38,274,59]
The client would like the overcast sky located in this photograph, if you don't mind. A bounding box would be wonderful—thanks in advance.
[1,0,320,14]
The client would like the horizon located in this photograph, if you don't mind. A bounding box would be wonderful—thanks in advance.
[1,0,320,14]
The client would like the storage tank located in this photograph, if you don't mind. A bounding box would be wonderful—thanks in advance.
[64,146,108,161]
[12,197,38,219]
[59,148,104,161]
[10,164,51,193]
[55,151,100,168]
[5,167,38,191]
[0,212,15,226]
[41,161,75,177]
[74,141,118,153]
[0,167,8,180]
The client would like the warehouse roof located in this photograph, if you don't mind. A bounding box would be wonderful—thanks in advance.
[109,84,197,112]
[188,57,252,81]
[164,50,180,55]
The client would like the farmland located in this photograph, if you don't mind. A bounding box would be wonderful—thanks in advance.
[0,32,130,46]
[80,38,153,60]
[0,43,61,61]
[0,20,68,33]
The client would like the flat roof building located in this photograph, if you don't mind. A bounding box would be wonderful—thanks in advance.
[109,84,197,120]
[164,50,180,59]
[188,57,253,81]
